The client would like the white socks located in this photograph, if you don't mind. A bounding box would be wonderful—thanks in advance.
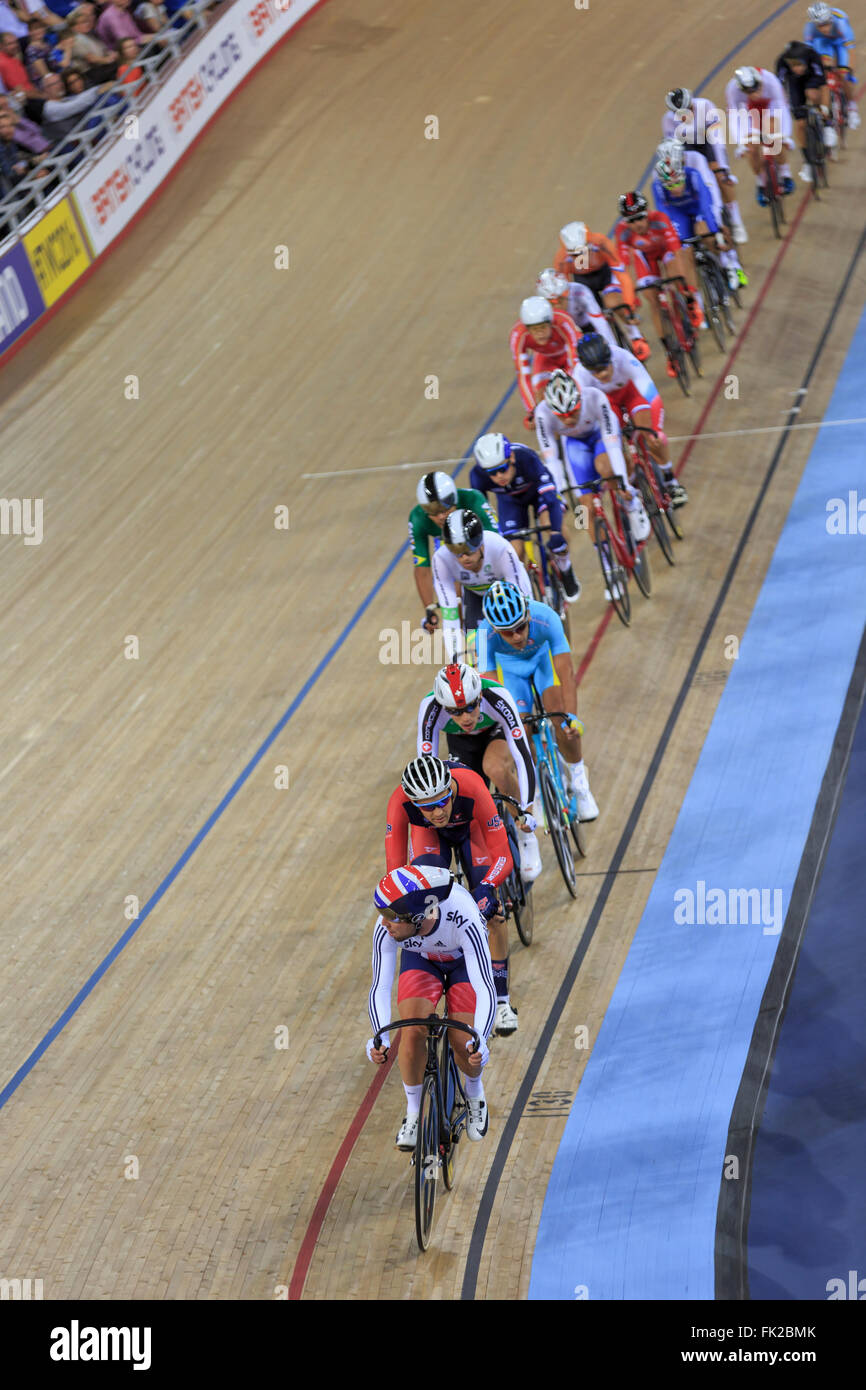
[403,1082,423,1117]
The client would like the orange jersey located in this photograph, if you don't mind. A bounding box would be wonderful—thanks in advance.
[554,228,637,307]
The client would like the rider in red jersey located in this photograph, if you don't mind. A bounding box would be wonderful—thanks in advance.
[615,193,704,362]
[510,296,581,426]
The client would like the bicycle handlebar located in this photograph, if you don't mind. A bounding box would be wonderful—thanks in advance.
[506,524,554,539]
[373,1016,480,1050]
[492,792,522,814]
[523,710,577,728]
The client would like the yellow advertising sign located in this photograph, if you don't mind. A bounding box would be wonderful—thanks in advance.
[23,198,90,308]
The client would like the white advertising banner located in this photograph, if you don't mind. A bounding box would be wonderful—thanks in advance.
[73,0,320,255]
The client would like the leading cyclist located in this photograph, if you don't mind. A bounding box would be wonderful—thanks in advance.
[367,864,495,1148]
[804,3,859,126]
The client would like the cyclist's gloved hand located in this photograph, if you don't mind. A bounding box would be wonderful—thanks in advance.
[467,1036,490,1067]
[366,1035,389,1062]
[471,883,499,920]
[518,812,537,833]
[560,713,585,735]
[422,604,439,633]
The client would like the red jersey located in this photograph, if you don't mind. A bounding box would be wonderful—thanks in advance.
[509,309,580,412]
[615,210,681,266]
[385,766,513,888]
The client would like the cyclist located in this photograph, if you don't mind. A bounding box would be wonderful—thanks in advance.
[574,332,687,509]
[534,369,651,571]
[725,66,796,207]
[534,266,618,351]
[652,140,743,297]
[776,39,837,181]
[417,661,541,883]
[615,190,705,364]
[432,509,533,661]
[409,471,497,635]
[385,754,518,1036]
[509,295,581,425]
[469,431,581,599]
[662,87,749,244]
[367,863,495,1147]
[476,580,599,820]
[804,3,858,127]
[660,136,747,291]
[554,221,650,361]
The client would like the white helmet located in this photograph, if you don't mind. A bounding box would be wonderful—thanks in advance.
[734,66,762,92]
[473,433,512,471]
[442,509,484,551]
[560,220,588,253]
[808,3,832,22]
[655,136,686,183]
[401,754,451,801]
[544,370,580,414]
[416,470,458,509]
[520,296,553,327]
[433,662,483,711]
[536,267,569,300]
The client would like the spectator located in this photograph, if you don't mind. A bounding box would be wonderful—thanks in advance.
[67,5,117,81]
[24,17,58,81]
[23,66,108,139]
[96,0,145,50]
[0,3,29,42]
[19,0,77,25]
[0,87,48,150]
[117,34,143,83]
[132,2,165,35]
[0,104,29,191]
[0,30,39,92]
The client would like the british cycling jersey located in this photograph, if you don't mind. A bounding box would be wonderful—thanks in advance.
[417,676,536,809]
[385,764,512,885]
[368,880,497,1047]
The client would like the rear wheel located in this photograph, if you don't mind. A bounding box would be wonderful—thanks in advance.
[636,468,675,566]
[698,261,725,349]
[441,1042,463,1190]
[674,290,702,378]
[594,516,630,625]
[414,1074,439,1251]
[621,494,652,598]
[539,759,576,898]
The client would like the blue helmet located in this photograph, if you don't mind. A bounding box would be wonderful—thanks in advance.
[483,580,528,630]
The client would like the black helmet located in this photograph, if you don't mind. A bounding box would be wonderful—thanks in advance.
[577,332,613,371]
[665,87,692,111]
[619,190,648,220]
[783,40,810,63]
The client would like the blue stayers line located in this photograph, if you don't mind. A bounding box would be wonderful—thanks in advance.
[0,383,515,1114]
[0,0,799,1114]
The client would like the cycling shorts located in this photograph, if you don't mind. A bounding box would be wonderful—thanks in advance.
[563,429,606,488]
[496,645,557,715]
[497,490,565,537]
[444,725,504,781]
[573,263,623,299]
[398,949,476,1014]
[631,246,676,287]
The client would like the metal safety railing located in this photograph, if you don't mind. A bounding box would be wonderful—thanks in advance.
[0,0,226,245]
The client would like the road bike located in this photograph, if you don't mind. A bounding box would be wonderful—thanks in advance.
[796,102,829,192]
[373,1014,479,1251]
[522,686,588,898]
[492,791,535,946]
[654,274,701,395]
[683,235,735,349]
[621,420,681,564]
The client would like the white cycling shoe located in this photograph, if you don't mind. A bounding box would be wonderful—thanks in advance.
[396,1114,418,1151]
[517,828,543,883]
[799,166,813,182]
[731,220,748,244]
[626,496,650,544]
[467,1097,489,1141]
[848,107,860,131]
[495,1001,519,1036]
[571,765,599,821]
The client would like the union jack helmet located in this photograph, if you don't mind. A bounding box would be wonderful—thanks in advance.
[374,864,453,919]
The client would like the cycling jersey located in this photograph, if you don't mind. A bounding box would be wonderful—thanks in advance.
[385,764,512,885]
[661,97,730,169]
[476,599,571,716]
[469,444,565,538]
[652,166,721,241]
[417,676,536,809]
[562,282,616,346]
[575,346,665,442]
[368,880,497,1046]
[725,69,792,144]
[805,10,855,69]
[776,47,829,106]
[509,308,580,413]
[534,383,627,493]
[432,531,532,660]
[408,487,497,569]
[615,209,682,285]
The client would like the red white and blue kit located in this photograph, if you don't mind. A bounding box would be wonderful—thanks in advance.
[385,764,513,887]
[369,876,498,1045]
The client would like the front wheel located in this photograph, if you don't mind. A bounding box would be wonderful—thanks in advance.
[699,262,725,350]
[594,515,631,626]
[636,468,675,566]
[414,1074,439,1251]
[539,759,576,898]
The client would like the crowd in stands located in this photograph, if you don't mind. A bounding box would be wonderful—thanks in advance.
[0,0,218,216]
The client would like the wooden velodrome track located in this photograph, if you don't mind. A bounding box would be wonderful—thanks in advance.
[0,0,864,1301]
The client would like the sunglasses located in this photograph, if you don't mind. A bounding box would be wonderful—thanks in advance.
[447,698,481,714]
[487,464,511,476]
[496,619,529,635]
[379,906,417,923]
[414,791,453,809]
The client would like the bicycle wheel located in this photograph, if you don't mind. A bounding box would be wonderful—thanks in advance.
[528,563,545,606]
[546,564,571,642]
[414,1073,439,1250]
[698,261,725,350]
[673,289,702,378]
[506,867,533,946]
[594,515,630,626]
[663,332,690,397]
[653,460,685,541]
[620,494,652,599]
[636,468,675,566]
[556,752,588,857]
[538,759,576,897]
[441,1041,464,1190]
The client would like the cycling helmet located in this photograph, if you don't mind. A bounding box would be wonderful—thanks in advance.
[560,220,588,254]
[473,433,512,471]
[665,87,692,112]
[483,580,529,630]
[544,369,580,414]
[808,3,833,23]
[433,661,483,710]
[520,296,553,327]
[442,509,483,551]
[416,470,457,509]
[656,137,686,184]
[374,864,453,920]
[734,66,762,92]
[536,267,570,300]
[619,190,648,220]
[401,754,451,801]
[783,39,811,62]
[577,331,612,371]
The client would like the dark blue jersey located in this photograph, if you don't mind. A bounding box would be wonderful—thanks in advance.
[469,444,559,508]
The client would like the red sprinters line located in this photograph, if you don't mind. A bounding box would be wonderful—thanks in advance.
[289,190,817,1298]
[289,1037,400,1300]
